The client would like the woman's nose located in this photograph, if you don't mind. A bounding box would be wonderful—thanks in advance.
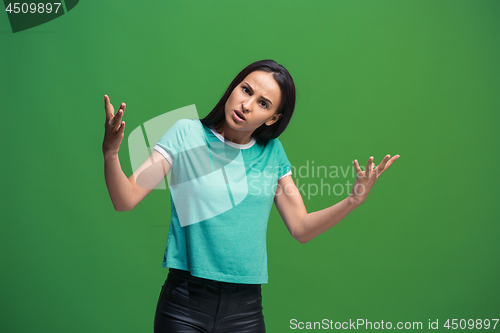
[242,97,254,111]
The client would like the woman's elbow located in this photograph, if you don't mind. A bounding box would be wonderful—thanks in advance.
[292,229,310,244]
[296,236,310,244]
[113,201,134,212]
[294,237,307,244]
[114,205,127,212]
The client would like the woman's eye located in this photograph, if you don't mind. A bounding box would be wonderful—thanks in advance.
[260,101,268,108]
[242,87,249,94]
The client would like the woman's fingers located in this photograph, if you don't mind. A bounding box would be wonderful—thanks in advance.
[112,104,125,131]
[102,95,127,156]
[104,95,114,122]
[366,156,374,176]
[353,159,363,177]
[383,155,400,172]
[104,95,126,131]
[376,154,399,177]
[374,155,390,176]
[355,154,400,179]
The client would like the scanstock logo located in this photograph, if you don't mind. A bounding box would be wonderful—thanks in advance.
[128,105,249,227]
[3,0,79,33]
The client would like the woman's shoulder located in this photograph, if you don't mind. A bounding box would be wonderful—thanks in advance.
[156,119,202,145]
[172,118,199,128]
[251,137,288,163]
[166,118,204,135]
[261,136,286,151]
[267,137,290,162]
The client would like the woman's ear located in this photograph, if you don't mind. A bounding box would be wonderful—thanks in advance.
[265,112,283,126]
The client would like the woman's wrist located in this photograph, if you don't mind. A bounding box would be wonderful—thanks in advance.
[103,150,119,161]
[347,194,364,208]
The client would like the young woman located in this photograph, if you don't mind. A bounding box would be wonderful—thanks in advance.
[102,59,400,332]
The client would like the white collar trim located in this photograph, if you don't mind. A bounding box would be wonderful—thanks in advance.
[209,127,256,149]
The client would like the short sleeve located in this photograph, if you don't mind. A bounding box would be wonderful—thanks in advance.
[274,139,292,180]
[153,119,192,167]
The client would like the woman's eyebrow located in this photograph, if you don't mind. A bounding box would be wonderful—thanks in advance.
[260,95,273,107]
[243,81,273,107]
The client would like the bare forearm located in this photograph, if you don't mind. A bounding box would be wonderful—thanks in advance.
[296,195,360,243]
[103,153,134,211]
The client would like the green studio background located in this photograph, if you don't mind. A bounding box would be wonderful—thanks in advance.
[1,0,499,332]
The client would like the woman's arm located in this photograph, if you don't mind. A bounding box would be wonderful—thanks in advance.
[273,175,359,244]
[274,155,399,244]
[104,150,171,211]
[102,95,171,211]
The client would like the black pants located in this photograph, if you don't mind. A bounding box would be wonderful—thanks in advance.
[154,268,266,333]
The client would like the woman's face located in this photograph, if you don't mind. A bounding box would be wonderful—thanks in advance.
[224,70,282,133]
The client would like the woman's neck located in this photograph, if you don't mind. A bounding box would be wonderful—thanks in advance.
[215,122,253,145]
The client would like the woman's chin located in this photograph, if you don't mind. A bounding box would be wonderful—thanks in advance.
[225,114,242,129]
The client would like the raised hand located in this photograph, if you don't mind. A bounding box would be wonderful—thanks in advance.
[102,95,126,157]
[350,154,400,205]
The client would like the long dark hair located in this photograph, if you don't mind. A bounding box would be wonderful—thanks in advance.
[200,59,296,144]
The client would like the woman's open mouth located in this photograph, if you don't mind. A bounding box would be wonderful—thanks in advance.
[233,110,246,122]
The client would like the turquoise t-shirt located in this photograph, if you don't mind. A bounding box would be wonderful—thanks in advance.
[153,119,292,284]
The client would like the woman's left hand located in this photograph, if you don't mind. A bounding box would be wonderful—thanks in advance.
[349,154,400,205]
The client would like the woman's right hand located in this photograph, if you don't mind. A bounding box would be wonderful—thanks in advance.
[102,94,126,157]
